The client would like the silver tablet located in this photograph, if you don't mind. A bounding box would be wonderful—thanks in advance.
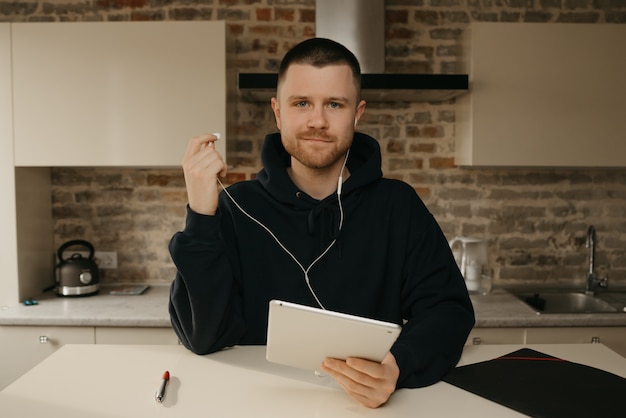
[266,300,401,371]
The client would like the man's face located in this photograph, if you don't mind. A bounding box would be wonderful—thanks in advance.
[271,63,366,171]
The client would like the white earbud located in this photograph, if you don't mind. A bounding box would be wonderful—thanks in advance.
[354,118,358,127]
[337,150,349,196]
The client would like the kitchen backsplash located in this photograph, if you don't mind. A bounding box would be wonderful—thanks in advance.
[51,147,626,290]
[6,0,624,289]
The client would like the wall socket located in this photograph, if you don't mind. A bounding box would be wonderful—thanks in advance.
[61,250,118,269]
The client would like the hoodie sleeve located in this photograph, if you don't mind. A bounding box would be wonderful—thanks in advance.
[168,205,245,354]
[390,196,475,388]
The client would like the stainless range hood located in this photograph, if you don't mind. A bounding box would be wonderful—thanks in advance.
[238,0,468,102]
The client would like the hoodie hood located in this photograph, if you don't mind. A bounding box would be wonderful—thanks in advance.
[256,132,383,207]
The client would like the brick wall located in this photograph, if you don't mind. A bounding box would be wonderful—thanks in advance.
[3,0,626,289]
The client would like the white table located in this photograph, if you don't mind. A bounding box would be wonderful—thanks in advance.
[1,343,625,417]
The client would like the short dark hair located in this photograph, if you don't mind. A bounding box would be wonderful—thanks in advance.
[277,38,362,94]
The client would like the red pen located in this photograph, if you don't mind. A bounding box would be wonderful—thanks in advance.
[155,371,170,403]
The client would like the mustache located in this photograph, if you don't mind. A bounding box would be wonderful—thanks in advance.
[297,130,332,140]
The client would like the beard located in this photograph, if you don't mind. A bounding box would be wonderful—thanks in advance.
[282,130,352,170]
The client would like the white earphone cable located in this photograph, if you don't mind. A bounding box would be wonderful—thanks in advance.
[214,150,349,310]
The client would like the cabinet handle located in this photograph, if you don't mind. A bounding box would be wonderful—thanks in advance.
[39,336,49,344]
[472,337,482,345]
[591,336,600,344]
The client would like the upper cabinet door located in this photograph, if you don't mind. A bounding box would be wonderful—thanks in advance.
[455,23,626,168]
[12,21,226,167]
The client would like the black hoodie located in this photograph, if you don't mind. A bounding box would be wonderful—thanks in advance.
[169,132,474,388]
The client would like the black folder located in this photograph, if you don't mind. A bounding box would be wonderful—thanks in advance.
[443,348,626,418]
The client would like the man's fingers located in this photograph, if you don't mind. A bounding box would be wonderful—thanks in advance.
[184,133,220,161]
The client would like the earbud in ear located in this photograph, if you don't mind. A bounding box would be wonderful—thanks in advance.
[354,118,358,127]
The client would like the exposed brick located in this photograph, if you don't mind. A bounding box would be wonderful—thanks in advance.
[96,204,127,217]
[217,8,250,20]
[437,187,482,200]
[556,12,601,22]
[249,24,281,35]
[96,0,146,9]
[54,222,88,239]
[437,45,461,57]
[432,0,462,6]
[387,9,409,24]
[543,0,564,7]
[414,187,431,199]
[471,11,499,21]
[275,7,295,21]
[412,45,435,60]
[426,126,445,137]
[606,12,626,23]
[169,8,213,21]
[410,143,436,153]
[222,172,247,184]
[161,189,187,203]
[523,11,554,22]
[439,60,458,74]
[387,140,406,153]
[389,158,424,170]
[508,0,535,7]
[413,10,439,25]
[429,157,456,169]
[387,44,409,58]
[386,27,415,40]
[500,11,522,22]
[295,7,312,21]
[438,110,455,122]
[302,25,315,37]
[439,11,470,23]
[429,28,463,40]
[387,59,433,73]
[256,7,271,21]
[131,10,163,22]
[228,23,245,35]
[233,57,261,68]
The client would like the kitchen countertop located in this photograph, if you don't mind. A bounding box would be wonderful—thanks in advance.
[0,284,172,327]
[1,285,626,328]
[470,290,626,327]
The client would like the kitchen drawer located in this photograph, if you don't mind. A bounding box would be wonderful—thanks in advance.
[0,325,94,390]
[95,327,179,345]
[465,327,526,346]
[526,327,626,358]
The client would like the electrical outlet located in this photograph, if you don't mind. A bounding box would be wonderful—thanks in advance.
[61,250,118,269]
[95,251,117,269]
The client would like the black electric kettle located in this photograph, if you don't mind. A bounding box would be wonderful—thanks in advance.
[55,240,100,296]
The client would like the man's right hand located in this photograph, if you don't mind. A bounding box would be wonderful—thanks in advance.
[182,133,226,215]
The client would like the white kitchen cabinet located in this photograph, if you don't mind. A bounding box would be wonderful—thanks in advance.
[0,325,180,390]
[11,21,226,166]
[0,23,19,307]
[526,327,626,358]
[95,327,179,345]
[465,327,526,346]
[0,325,94,390]
[456,23,626,167]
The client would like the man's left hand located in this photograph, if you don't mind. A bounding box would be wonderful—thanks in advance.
[320,352,399,408]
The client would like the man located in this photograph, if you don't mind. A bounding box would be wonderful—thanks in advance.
[169,37,474,408]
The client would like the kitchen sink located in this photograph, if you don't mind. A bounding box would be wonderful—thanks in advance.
[516,292,622,314]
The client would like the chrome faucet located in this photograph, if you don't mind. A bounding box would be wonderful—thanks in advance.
[586,225,608,294]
